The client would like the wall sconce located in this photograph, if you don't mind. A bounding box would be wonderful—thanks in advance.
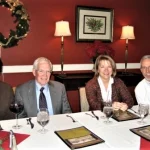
[54,21,71,76]
[120,25,135,73]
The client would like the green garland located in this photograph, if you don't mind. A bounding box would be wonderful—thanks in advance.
[0,0,30,48]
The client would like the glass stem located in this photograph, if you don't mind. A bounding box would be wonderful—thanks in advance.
[16,114,18,127]
[141,117,144,123]
[107,117,109,123]
[42,126,45,132]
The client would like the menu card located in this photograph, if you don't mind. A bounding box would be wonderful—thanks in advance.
[112,110,140,121]
[130,125,150,141]
[55,126,104,149]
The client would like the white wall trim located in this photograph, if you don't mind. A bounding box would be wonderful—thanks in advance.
[2,63,140,73]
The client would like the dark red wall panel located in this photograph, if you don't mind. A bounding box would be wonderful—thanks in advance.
[1,0,150,66]
[1,0,150,112]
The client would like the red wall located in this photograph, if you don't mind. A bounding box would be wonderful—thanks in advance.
[0,0,150,112]
[1,0,150,66]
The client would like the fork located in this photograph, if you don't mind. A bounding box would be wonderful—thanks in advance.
[91,111,99,120]
[26,119,30,125]
[130,108,139,115]
[66,115,77,122]
[85,113,95,118]
[28,118,34,129]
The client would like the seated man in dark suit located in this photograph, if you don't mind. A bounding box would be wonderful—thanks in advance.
[0,77,15,120]
[15,57,72,118]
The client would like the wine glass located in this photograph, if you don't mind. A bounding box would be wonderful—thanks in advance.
[103,106,113,124]
[101,101,112,119]
[9,100,24,129]
[138,103,149,124]
[37,108,49,134]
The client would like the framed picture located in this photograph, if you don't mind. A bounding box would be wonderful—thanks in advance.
[76,6,114,42]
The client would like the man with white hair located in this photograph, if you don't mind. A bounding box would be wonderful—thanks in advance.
[135,55,150,105]
[15,57,72,118]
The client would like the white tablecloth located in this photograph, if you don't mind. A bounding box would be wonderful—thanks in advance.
[1,105,149,150]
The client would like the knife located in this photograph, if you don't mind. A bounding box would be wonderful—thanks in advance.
[91,111,99,120]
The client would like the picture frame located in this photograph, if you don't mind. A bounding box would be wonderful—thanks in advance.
[76,6,114,42]
[112,110,140,122]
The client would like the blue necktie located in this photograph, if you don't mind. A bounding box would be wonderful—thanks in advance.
[39,87,47,109]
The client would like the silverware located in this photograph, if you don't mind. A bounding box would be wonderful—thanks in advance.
[26,119,30,125]
[28,118,34,129]
[27,118,34,129]
[91,111,99,120]
[66,115,77,122]
[130,108,139,115]
[85,113,95,118]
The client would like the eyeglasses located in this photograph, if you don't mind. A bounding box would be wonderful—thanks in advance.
[36,70,51,74]
[141,66,150,71]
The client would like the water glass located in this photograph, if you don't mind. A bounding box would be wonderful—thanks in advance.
[101,101,112,119]
[37,108,49,134]
[138,104,149,124]
[103,106,113,124]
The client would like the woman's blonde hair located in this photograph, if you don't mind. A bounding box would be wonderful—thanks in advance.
[94,55,116,77]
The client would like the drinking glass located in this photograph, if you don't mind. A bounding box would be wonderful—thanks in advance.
[37,108,49,134]
[101,101,112,119]
[103,106,113,124]
[9,100,24,129]
[138,104,149,124]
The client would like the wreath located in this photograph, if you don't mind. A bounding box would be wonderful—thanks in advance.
[0,0,30,48]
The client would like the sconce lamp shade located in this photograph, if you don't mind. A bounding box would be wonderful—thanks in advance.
[54,21,71,37]
[120,26,135,40]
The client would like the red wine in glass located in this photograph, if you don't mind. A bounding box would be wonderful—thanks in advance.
[9,101,24,129]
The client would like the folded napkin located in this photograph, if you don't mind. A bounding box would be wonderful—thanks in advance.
[0,131,30,150]
[140,138,150,150]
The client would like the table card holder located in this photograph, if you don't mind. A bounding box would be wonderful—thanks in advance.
[130,125,150,141]
[112,110,140,121]
[55,126,104,149]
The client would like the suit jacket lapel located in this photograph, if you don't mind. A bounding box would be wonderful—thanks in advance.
[48,81,57,114]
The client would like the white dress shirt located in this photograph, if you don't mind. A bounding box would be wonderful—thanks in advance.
[35,81,54,115]
[135,78,150,105]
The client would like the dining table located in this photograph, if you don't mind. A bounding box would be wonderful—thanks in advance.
[0,105,150,150]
